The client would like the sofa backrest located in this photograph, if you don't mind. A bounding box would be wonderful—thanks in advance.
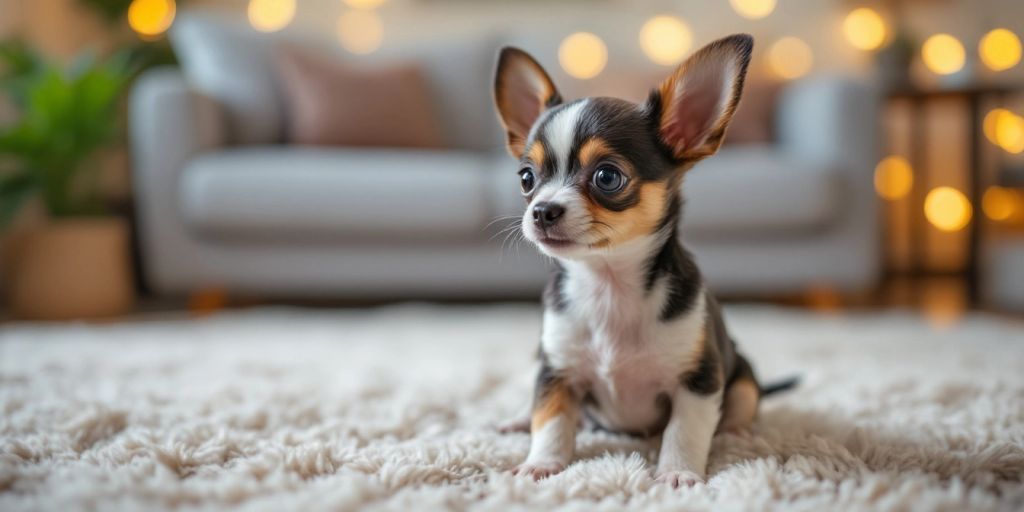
[168,10,800,153]
[170,12,505,151]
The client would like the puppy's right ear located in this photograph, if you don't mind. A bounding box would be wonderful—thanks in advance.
[494,47,562,157]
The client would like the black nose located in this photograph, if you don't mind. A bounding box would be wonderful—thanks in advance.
[532,202,565,229]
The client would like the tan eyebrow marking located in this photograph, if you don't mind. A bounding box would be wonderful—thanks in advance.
[578,137,612,169]
[527,140,545,166]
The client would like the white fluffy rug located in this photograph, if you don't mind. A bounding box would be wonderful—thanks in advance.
[1,305,1023,511]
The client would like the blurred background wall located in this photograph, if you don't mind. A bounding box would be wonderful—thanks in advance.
[5,0,1024,78]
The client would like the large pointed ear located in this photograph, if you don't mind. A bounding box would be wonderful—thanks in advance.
[494,47,562,157]
[649,34,753,163]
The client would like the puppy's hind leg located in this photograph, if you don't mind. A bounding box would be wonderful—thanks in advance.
[718,378,759,433]
[718,355,760,434]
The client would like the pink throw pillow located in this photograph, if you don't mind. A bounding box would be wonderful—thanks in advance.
[273,45,443,148]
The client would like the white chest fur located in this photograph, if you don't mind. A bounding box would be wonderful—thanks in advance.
[541,244,707,433]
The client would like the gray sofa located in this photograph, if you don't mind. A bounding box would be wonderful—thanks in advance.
[130,13,881,299]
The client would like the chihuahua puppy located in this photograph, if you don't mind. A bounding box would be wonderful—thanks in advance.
[493,34,779,487]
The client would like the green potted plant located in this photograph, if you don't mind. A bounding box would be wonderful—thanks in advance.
[1,42,136,320]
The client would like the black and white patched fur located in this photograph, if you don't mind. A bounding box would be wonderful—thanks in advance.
[493,34,788,488]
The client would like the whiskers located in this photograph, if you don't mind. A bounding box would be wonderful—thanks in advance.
[485,215,530,261]
[482,214,521,232]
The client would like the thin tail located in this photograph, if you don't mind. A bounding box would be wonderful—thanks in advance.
[760,376,800,396]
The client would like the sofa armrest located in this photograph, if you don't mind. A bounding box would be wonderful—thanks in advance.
[129,67,225,291]
[130,67,225,185]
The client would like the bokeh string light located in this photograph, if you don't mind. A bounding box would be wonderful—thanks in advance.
[922,34,966,75]
[342,0,387,9]
[874,156,914,200]
[983,187,1021,222]
[127,0,176,38]
[925,186,972,232]
[979,28,1022,72]
[248,0,296,33]
[559,32,608,80]
[843,8,887,51]
[768,37,813,79]
[729,0,776,20]
[639,16,692,66]
[984,108,1024,154]
[337,9,384,54]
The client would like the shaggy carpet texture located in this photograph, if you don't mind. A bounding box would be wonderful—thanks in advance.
[1,305,1023,511]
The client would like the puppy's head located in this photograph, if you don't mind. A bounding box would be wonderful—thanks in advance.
[493,35,752,260]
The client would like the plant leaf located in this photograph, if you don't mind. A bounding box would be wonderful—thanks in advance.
[1,43,132,219]
[0,40,45,108]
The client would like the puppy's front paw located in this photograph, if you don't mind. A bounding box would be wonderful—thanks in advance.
[655,469,703,488]
[512,460,565,481]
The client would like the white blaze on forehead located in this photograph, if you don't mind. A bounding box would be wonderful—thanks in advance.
[542,99,589,180]
[532,179,584,206]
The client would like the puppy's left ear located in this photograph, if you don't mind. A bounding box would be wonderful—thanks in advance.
[648,34,753,164]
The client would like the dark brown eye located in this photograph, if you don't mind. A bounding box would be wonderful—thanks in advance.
[593,166,625,193]
[519,169,536,194]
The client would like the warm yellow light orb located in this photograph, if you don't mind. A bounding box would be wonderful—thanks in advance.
[986,110,1024,154]
[729,0,776,20]
[337,9,383,54]
[874,156,914,200]
[127,0,176,37]
[768,37,813,80]
[979,28,1022,72]
[248,0,296,33]
[922,34,965,75]
[924,186,972,232]
[983,186,1020,221]
[639,16,693,66]
[559,32,608,80]
[342,0,387,9]
[984,108,1012,145]
[843,8,887,51]
[999,119,1024,154]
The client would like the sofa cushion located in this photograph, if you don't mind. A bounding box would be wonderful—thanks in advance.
[180,148,495,240]
[682,146,842,236]
[180,146,841,243]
